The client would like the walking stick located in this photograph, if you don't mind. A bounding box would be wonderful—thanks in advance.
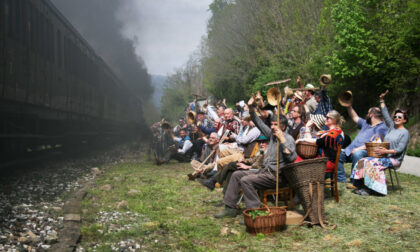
[193,130,230,175]
[276,89,280,207]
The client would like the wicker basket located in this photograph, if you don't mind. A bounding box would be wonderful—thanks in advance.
[243,205,287,235]
[365,142,390,158]
[283,158,327,225]
[296,142,318,159]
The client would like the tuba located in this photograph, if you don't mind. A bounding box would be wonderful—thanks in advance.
[187,111,196,125]
[320,74,332,86]
[267,87,282,106]
[338,90,353,107]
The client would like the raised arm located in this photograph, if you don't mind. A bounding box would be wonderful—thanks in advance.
[346,106,360,124]
[248,95,272,138]
[379,90,394,129]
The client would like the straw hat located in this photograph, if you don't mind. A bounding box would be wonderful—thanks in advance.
[338,90,353,107]
[310,114,326,130]
[294,91,304,101]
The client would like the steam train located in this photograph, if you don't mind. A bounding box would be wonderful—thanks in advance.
[0,0,147,163]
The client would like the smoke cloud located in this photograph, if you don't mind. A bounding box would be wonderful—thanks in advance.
[51,0,153,100]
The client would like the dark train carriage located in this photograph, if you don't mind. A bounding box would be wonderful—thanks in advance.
[0,0,146,163]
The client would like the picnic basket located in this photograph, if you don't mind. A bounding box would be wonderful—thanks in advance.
[283,158,327,226]
[365,135,390,158]
[296,141,318,159]
[242,204,287,235]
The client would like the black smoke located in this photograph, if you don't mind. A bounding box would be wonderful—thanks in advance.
[51,0,153,100]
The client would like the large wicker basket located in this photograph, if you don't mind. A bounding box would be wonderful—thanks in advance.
[296,142,318,159]
[283,158,327,225]
[242,205,287,235]
[365,142,390,158]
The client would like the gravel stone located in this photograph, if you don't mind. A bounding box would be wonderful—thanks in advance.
[0,143,141,251]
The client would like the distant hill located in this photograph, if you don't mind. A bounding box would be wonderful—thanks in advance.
[151,75,167,109]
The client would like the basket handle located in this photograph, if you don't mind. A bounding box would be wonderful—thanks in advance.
[261,203,271,214]
[369,134,384,143]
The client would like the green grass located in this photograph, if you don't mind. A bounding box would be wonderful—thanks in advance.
[79,157,420,251]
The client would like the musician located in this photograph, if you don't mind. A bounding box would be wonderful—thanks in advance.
[214,95,296,218]
[173,118,187,137]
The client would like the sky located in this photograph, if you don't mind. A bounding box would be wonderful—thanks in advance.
[117,0,213,76]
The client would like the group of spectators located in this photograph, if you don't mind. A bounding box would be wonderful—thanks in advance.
[151,76,410,219]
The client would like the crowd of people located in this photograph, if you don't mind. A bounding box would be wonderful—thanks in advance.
[151,76,410,218]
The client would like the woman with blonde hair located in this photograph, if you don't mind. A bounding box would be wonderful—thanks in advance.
[298,110,345,173]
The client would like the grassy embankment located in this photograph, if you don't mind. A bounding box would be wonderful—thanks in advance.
[79,155,420,251]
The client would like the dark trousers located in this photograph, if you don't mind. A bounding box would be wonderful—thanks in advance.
[214,161,239,194]
[223,169,287,209]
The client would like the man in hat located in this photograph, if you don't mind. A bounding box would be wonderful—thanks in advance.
[297,76,318,114]
[214,95,296,218]
[337,106,388,183]
[304,84,318,114]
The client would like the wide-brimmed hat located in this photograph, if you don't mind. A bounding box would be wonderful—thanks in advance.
[310,114,326,130]
[305,83,316,90]
[294,91,304,101]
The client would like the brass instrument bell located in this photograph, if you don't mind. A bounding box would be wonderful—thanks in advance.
[187,111,196,124]
[267,87,282,106]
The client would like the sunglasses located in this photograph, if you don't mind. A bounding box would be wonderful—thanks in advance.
[326,116,332,120]
[393,115,403,120]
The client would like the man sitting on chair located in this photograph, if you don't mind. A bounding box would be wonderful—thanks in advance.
[214,95,296,218]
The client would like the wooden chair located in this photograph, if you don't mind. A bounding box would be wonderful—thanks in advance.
[325,145,341,202]
[260,187,294,210]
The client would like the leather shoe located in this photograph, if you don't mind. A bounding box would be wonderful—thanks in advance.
[198,177,216,191]
[187,173,197,181]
